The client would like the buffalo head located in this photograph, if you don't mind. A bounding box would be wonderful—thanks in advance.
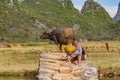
[40,31,51,39]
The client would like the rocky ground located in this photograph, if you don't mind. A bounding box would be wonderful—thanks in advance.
[37,52,98,80]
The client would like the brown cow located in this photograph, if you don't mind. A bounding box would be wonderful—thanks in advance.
[40,28,77,51]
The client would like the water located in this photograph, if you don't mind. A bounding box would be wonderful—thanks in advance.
[0,76,120,80]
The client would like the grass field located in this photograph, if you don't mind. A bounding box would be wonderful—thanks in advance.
[0,41,120,77]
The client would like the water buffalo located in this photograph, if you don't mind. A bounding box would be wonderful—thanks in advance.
[40,28,77,52]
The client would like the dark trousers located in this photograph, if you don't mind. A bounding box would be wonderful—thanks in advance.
[70,54,86,62]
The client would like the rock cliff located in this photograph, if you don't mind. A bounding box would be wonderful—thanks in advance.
[113,2,120,20]
[37,52,98,80]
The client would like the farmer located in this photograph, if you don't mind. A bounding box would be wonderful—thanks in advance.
[105,42,109,51]
[64,40,86,66]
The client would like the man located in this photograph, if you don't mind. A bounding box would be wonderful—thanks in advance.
[65,40,86,66]
[105,42,109,51]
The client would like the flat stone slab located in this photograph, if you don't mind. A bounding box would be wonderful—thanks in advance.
[37,53,98,80]
[59,67,72,74]
[39,69,55,74]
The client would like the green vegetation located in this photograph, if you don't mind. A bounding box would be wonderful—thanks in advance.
[0,0,119,42]
[112,21,120,40]
[81,0,115,40]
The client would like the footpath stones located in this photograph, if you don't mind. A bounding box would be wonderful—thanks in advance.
[39,69,55,74]
[59,67,72,74]
[40,65,59,71]
[38,75,52,80]
[37,52,98,80]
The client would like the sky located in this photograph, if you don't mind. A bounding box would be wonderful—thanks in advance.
[71,0,120,18]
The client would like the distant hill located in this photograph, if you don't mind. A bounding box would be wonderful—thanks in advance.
[113,2,120,20]
[0,0,119,42]
[81,0,114,40]
[113,1,120,39]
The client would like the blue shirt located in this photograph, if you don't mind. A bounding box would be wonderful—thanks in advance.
[73,45,82,56]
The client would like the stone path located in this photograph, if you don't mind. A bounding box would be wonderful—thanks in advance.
[37,52,98,80]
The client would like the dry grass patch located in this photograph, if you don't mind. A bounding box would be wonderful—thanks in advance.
[0,41,120,77]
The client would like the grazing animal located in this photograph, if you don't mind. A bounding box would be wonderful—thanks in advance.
[40,28,77,51]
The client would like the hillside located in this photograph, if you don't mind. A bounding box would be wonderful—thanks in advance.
[81,0,114,40]
[113,21,120,40]
[0,0,119,42]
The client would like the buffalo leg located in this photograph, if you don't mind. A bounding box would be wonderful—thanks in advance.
[60,44,62,52]
[54,42,61,52]
[54,41,61,52]
[53,35,61,52]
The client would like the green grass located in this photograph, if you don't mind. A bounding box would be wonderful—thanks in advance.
[0,0,119,42]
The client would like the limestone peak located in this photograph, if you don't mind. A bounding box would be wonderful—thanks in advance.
[119,2,120,10]
[113,2,120,20]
